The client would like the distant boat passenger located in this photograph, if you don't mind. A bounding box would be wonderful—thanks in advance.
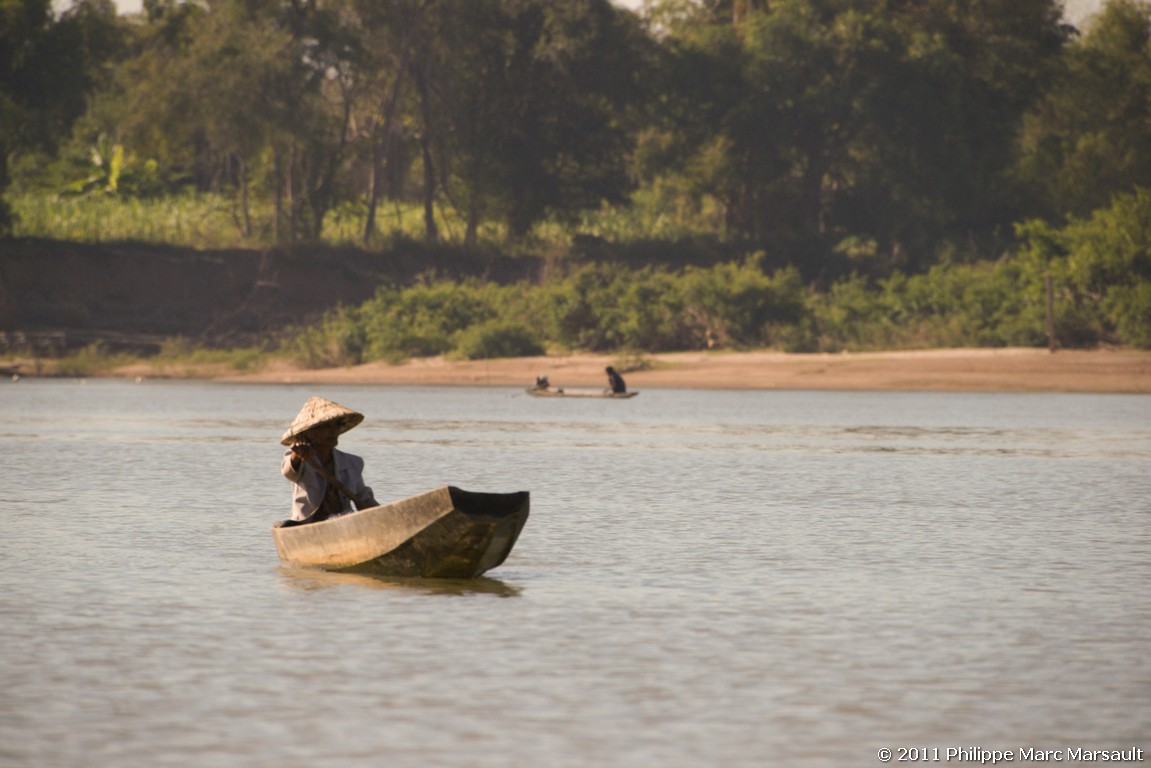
[605,366,626,394]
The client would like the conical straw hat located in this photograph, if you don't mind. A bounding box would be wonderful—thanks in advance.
[280,396,365,446]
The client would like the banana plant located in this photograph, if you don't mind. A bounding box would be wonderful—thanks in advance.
[67,133,125,196]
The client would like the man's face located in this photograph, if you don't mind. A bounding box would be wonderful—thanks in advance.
[304,422,341,448]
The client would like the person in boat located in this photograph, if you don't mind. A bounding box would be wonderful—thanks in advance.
[534,375,550,390]
[280,396,378,524]
[605,366,626,394]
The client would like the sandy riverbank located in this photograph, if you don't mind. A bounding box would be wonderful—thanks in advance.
[151,347,1151,393]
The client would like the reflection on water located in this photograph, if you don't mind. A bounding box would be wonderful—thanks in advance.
[278,567,523,597]
[1,380,1148,768]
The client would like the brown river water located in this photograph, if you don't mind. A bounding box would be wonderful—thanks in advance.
[2,380,1148,767]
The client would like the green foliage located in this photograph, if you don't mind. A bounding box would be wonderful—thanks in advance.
[359,280,499,362]
[452,321,546,360]
[0,0,129,232]
[9,191,251,247]
[1016,0,1151,220]
[2,0,1137,274]
[284,278,528,367]
[59,133,176,198]
[416,0,651,241]
[538,263,682,351]
[286,211,1151,361]
[285,307,368,368]
[794,186,1151,352]
[641,0,1069,264]
[1016,186,1151,348]
[9,189,529,247]
[6,0,1151,359]
[682,258,807,348]
[285,258,854,361]
[1108,282,1151,348]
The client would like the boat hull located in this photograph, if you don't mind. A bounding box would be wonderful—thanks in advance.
[272,486,529,578]
[525,387,637,398]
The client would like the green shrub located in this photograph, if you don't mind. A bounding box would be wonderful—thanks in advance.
[452,321,546,360]
[682,259,808,348]
[1016,187,1151,348]
[1107,282,1151,348]
[279,195,1151,364]
[359,280,499,361]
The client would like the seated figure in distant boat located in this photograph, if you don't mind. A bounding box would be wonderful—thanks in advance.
[279,396,378,525]
[605,366,627,394]
[534,375,550,390]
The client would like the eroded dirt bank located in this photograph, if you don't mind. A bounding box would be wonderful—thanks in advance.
[0,237,538,351]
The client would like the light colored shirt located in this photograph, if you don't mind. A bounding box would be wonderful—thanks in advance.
[281,448,377,522]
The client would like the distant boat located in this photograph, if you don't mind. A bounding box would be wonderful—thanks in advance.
[525,386,638,399]
[272,486,529,579]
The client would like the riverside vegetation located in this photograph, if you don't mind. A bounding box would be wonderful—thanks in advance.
[20,185,1151,377]
[3,0,1151,374]
[282,188,1151,368]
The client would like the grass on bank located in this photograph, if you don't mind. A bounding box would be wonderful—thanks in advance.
[3,341,274,378]
[8,188,713,249]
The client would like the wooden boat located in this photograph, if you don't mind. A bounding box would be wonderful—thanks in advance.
[272,486,529,578]
[525,386,638,399]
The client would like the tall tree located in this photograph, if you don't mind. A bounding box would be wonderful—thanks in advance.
[423,0,651,242]
[645,0,1068,272]
[1016,0,1151,221]
[352,0,425,245]
[93,0,368,241]
[0,0,125,232]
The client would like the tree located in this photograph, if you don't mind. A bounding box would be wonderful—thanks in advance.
[835,0,1069,266]
[91,0,370,241]
[643,0,1068,273]
[352,0,425,244]
[423,0,651,242]
[1018,186,1151,347]
[0,0,125,232]
[1016,0,1151,221]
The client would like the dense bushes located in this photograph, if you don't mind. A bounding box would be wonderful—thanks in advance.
[276,258,1071,368]
[284,188,1151,366]
[808,261,1045,351]
[811,189,1151,351]
[285,259,817,366]
[1061,188,1151,347]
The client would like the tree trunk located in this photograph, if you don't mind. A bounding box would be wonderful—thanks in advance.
[365,143,381,245]
[239,155,252,237]
[421,133,438,242]
[364,48,411,246]
[287,144,298,242]
[465,200,479,247]
[414,63,439,242]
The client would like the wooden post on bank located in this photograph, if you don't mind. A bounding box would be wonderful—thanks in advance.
[1045,273,1056,352]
